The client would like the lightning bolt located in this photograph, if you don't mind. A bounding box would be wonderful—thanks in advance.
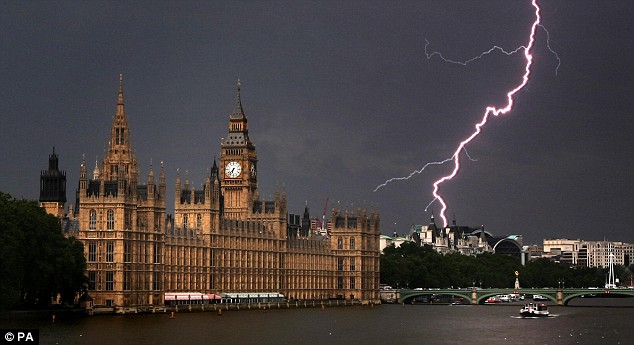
[374,0,559,228]
[373,148,477,193]
[424,24,560,75]
[424,39,526,66]
[430,0,543,227]
[538,24,562,76]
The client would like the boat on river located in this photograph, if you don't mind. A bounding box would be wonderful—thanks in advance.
[520,303,549,317]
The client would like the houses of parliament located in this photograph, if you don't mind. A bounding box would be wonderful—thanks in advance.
[39,76,381,308]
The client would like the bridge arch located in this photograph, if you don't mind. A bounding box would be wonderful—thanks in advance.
[399,290,471,304]
[475,291,558,305]
[562,289,634,305]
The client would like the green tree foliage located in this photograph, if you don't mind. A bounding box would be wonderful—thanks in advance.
[0,192,86,310]
[381,242,606,288]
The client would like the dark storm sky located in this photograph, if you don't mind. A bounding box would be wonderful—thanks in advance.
[1,1,633,244]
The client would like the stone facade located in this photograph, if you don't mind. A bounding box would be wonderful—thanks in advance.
[71,76,380,308]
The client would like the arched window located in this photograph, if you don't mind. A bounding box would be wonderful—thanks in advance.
[89,209,97,230]
[183,214,188,229]
[337,237,343,250]
[350,237,356,250]
[107,209,115,230]
[196,214,202,229]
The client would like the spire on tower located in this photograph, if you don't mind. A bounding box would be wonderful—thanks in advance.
[116,74,125,116]
[48,146,59,170]
[93,157,101,179]
[159,161,165,184]
[102,74,137,181]
[148,159,154,179]
[211,158,218,178]
[230,79,245,119]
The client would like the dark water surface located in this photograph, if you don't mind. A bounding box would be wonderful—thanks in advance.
[2,300,632,345]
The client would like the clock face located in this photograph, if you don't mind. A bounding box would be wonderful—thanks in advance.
[225,161,241,178]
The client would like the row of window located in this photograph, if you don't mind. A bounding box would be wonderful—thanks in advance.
[89,209,115,230]
[182,214,203,229]
[337,277,356,290]
[88,242,113,262]
[88,241,161,264]
[89,209,159,231]
[87,271,161,291]
[337,257,356,271]
[88,271,114,291]
[337,237,356,250]
[87,271,361,292]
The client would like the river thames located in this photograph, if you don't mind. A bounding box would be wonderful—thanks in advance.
[2,299,632,345]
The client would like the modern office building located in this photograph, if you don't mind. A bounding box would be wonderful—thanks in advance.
[543,238,634,268]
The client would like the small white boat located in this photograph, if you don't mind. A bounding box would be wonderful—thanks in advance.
[520,303,549,317]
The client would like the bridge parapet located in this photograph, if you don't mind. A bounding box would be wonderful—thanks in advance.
[397,288,634,305]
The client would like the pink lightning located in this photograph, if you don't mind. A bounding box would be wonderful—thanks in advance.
[432,0,542,227]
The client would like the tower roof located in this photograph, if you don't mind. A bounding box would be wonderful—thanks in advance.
[230,79,245,120]
[223,80,253,146]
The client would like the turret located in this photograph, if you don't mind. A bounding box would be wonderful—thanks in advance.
[211,160,220,203]
[80,156,88,191]
[40,147,67,203]
[300,203,311,237]
[175,170,181,205]
[479,225,487,243]
[159,161,166,201]
[147,162,155,196]
[429,212,438,243]
[93,158,101,180]
[204,174,211,200]
[39,147,67,218]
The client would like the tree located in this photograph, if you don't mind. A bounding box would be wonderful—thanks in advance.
[380,242,605,289]
[0,192,86,310]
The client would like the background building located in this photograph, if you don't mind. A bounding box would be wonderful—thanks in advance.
[543,238,634,268]
[386,214,526,262]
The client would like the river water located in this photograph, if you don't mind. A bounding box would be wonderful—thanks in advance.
[2,299,632,345]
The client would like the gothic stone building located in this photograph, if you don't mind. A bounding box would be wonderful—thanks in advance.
[39,148,67,219]
[71,76,380,308]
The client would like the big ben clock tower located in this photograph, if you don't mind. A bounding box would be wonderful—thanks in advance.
[220,80,258,219]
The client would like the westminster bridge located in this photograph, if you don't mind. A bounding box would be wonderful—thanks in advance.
[388,288,634,306]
